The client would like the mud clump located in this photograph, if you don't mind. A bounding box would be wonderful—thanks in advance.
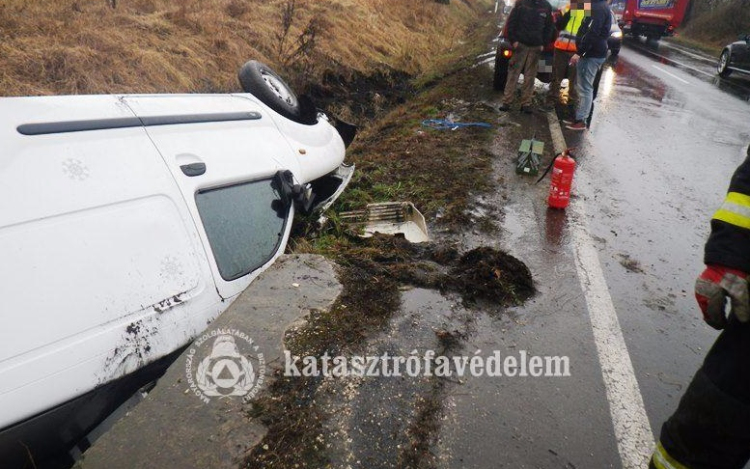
[450,246,535,305]
[307,68,415,122]
[339,234,535,308]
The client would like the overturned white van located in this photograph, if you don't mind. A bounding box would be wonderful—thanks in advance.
[0,61,354,467]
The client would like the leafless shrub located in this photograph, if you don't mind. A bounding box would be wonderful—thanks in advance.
[275,0,296,60]
[273,0,326,83]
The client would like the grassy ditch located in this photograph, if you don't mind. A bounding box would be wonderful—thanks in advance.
[292,53,507,250]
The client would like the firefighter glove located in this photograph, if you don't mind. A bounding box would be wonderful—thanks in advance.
[695,265,750,330]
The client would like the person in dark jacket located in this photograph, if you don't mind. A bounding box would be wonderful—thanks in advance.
[564,0,610,130]
[651,144,750,469]
[498,0,555,113]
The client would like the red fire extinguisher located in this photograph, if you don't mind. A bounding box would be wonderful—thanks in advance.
[542,149,576,209]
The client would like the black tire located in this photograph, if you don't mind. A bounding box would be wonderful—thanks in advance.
[238,60,305,123]
[718,49,733,78]
[645,36,660,47]
[493,50,509,91]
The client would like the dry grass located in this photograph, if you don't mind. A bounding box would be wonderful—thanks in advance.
[680,0,750,49]
[0,0,493,96]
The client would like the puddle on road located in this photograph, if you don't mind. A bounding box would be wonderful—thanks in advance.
[245,235,535,469]
[318,288,471,469]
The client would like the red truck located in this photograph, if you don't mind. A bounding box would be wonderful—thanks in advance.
[614,0,690,42]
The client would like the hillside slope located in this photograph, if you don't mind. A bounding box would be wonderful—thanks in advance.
[0,0,494,97]
[680,0,750,49]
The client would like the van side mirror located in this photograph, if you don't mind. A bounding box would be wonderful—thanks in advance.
[271,170,315,214]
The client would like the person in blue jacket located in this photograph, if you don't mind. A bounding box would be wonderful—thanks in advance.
[564,0,610,131]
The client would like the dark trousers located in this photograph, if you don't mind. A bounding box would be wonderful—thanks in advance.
[658,318,750,468]
[547,48,577,106]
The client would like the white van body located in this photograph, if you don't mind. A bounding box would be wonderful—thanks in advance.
[0,91,349,463]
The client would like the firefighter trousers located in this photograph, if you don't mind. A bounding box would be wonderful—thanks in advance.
[654,317,750,469]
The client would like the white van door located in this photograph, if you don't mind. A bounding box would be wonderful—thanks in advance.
[0,95,220,429]
[122,95,303,300]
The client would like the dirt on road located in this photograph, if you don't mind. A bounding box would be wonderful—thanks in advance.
[243,29,549,469]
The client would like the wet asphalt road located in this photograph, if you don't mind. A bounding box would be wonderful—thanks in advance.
[579,36,750,438]
[438,38,750,468]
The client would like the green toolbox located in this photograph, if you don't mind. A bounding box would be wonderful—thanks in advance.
[516,137,544,176]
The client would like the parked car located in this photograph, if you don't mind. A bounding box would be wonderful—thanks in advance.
[493,0,566,91]
[0,60,354,468]
[717,34,750,78]
[608,10,623,55]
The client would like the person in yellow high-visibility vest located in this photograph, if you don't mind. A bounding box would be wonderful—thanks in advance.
[546,1,586,115]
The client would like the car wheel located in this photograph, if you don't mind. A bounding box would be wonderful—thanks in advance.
[493,50,509,91]
[717,49,733,77]
[238,60,309,123]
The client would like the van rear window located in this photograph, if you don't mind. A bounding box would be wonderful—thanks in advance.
[196,179,288,281]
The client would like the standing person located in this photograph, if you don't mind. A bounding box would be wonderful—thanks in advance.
[564,0,610,131]
[497,0,555,114]
[546,1,586,118]
[651,144,750,469]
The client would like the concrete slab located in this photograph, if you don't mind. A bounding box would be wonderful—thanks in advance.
[75,254,342,469]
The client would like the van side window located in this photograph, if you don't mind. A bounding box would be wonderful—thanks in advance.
[196,179,288,281]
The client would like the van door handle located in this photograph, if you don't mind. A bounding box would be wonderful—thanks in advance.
[180,163,206,177]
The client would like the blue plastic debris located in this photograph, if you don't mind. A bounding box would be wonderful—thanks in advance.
[421,118,492,131]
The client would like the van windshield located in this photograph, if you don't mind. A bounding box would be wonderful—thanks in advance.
[196,178,289,281]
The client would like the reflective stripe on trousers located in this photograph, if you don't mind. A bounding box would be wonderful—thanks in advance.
[652,442,689,469]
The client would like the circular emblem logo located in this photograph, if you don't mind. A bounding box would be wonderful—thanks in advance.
[185,328,265,403]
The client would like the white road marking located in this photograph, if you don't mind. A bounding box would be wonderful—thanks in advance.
[631,44,717,79]
[547,112,655,469]
[651,64,690,84]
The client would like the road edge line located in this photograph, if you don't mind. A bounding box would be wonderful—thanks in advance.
[546,111,655,469]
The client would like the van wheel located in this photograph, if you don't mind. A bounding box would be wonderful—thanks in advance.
[718,50,733,77]
[238,60,307,123]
